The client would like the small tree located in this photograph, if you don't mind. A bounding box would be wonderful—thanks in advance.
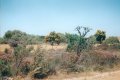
[75,26,91,56]
[95,30,106,44]
[66,26,91,56]
[45,31,61,47]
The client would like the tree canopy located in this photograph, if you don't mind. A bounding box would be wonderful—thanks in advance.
[95,30,106,44]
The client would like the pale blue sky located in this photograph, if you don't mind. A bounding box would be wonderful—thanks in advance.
[0,0,120,37]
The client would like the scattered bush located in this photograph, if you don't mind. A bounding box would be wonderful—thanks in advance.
[4,30,43,45]
[0,29,120,79]
[108,43,120,50]
[104,37,119,44]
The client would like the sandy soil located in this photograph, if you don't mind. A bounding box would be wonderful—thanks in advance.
[44,70,120,80]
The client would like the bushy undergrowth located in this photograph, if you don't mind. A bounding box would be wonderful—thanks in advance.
[0,29,120,79]
[104,37,119,44]
[30,48,57,79]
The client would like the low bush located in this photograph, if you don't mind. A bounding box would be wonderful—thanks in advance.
[32,48,56,79]
[21,61,31,75]
[104,37,119,44]
[108,43,120,50]
[0,59,12,77]
[0,38,6,44]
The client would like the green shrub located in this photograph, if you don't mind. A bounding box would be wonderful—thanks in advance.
[0,59,12,77]
[108,43,120,50]
[65,33,79,52]
[0,38,6,44]
[66,26,91,56]
[4,30,43,45]
[104,37,119,44]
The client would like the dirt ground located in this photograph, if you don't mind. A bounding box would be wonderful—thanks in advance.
[44,69,120,80]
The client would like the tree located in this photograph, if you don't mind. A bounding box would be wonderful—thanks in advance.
[66,26,91,56]
[45,31,61,46]
[95,30,106,44]
[75,26,91,56]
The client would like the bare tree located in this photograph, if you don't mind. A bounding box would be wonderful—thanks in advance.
[75,26,91,56]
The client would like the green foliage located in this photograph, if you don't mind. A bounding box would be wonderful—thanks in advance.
[45,31,61,45]
[108,43,120,50]
[13,44,34,76]
[66,26,91,56]
[57,33,66,43]
[95,30,106,44]
[104,37,119,44]
[65,33,79,52]
[0,59,12,77]
[4,30,43,45]
[0,37,6,44]
[88,35,97,44]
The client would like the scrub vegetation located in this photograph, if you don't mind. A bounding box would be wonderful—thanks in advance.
[0,26,120,80]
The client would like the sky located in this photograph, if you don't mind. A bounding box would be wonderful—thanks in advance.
[0,0,120,37]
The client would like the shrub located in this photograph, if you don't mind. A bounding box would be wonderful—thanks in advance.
[108,43,120,50]
[4,30,43,45]
[45,31,61,46]
[104,37,119,44]
[0,59,12,77]
[33,60,56,79]
[21,61,31,75]
[60,53,86,73]
[88,50,120,71]
[0,38,6,44]
[66,26,91,56]
[65,33,79,52]
[10,44,34,76]
[32,48,56,79]
[88,35,97,44]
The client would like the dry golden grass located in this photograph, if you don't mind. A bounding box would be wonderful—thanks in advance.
[0,44,11,52]
[27,43,67,51]
[0,43,67,52]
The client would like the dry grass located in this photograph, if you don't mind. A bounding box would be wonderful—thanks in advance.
[1,43,120,80]
[27,43,67,51]
[0,44,11,52]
